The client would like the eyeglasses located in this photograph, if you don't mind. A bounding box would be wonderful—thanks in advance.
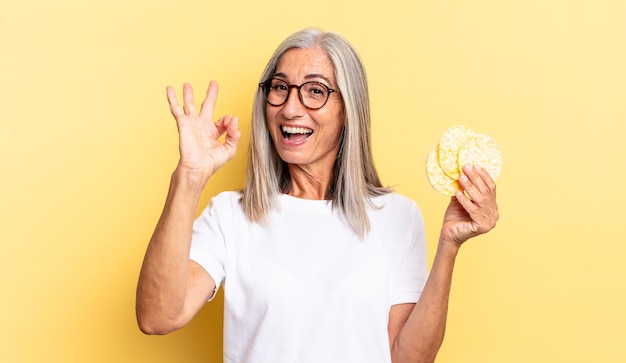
[259,78,338,110]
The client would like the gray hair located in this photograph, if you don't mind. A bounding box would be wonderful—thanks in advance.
[242,28,390,238]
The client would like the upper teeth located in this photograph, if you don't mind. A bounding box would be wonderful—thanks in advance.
[282,126,313,134]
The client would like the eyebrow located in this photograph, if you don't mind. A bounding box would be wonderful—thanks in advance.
[272,72,334,86]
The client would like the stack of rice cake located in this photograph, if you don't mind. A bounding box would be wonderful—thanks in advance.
[426,125,503,196]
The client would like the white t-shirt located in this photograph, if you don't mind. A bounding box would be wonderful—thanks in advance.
[190,191,428,363]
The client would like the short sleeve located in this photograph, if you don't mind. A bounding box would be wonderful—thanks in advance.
[189,194,230,301]
[388,201,428,305]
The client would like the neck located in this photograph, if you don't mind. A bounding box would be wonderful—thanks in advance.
[286,164,333,200]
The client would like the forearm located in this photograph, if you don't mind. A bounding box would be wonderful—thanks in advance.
[392,164,499,361]
[136,166,209,333]
[392,239,460,363]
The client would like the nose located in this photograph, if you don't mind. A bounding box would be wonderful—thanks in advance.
[280,86,306,118]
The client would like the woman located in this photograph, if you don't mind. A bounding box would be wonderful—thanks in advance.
[136,28,499,363]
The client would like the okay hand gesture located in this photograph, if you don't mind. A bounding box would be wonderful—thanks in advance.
[166,81,241,181]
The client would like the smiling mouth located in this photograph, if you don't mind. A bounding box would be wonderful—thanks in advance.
[281,125,313,141]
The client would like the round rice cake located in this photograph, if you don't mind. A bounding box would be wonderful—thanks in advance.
[426,145,462,196]
[457,133,503,180]
[438,125,475,179]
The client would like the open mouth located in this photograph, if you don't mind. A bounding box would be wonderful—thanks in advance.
[281,125,313,142]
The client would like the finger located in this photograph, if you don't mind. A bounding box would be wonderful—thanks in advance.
[453,190,496,237]
[166,86,184,118]
[459,165,491,201]
[474,165,497,191]
[464,165,489,191]
[454,190,476,216]
[458,166,479,201]
[199,80,219,119]
[223,115,241,152]
[214,115,241,145]
[182,83,197,115]
[458,166,499,229]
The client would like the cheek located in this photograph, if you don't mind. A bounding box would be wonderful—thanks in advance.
[322,109,345,139]
[265,106,276,125]
[265,109,280,135]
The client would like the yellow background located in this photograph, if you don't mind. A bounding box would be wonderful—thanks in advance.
[2,0,625,362]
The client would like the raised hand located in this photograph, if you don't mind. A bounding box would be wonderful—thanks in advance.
[440,164,499,245]
[166,81,241,181]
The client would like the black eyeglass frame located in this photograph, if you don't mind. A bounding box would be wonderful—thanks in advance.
[259,78,339,110]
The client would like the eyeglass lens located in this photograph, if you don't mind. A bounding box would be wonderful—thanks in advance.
[264,79,331,109]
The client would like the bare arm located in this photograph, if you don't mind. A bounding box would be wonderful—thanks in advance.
[389,164,499,362]
[136,82,240,334]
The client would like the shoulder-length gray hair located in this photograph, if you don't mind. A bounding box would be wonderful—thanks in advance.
[242,28,390,238]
